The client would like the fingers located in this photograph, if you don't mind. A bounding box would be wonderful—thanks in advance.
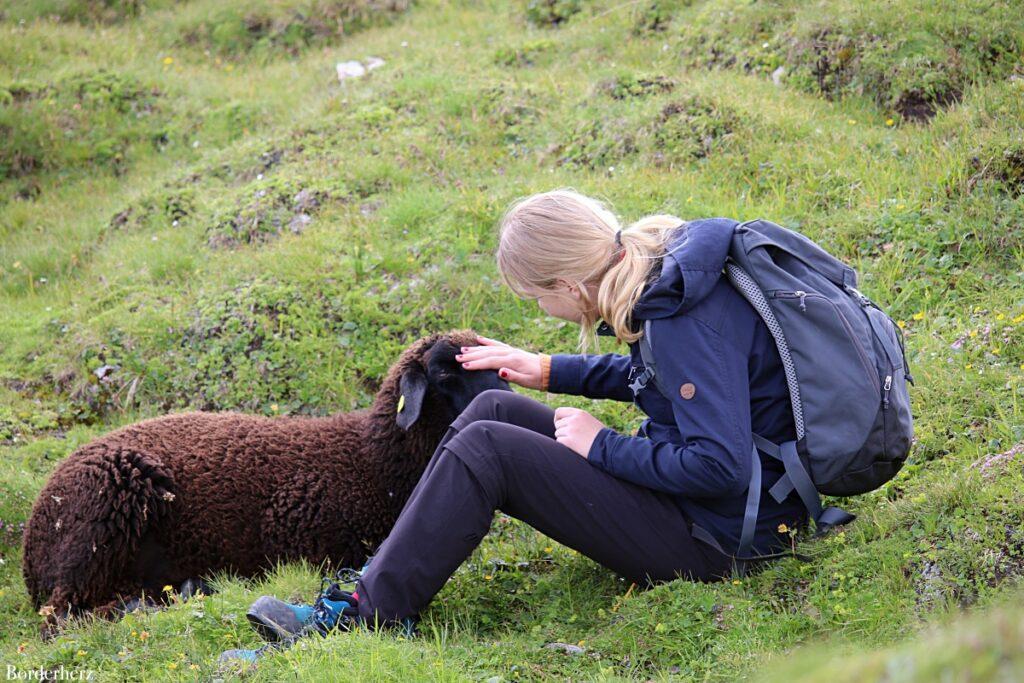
[458,352,513,371]
[499,367,530,385]
[476,335,510,347]
[553,406,577,420]
[456,346,508,363]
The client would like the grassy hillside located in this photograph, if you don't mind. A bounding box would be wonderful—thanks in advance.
[1,0,1022,680]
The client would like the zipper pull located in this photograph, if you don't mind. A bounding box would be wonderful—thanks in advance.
[796,290,807,312]
[882,374,892,409]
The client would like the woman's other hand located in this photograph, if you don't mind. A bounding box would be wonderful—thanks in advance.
[455,335,544,390]
[553,406,605,458]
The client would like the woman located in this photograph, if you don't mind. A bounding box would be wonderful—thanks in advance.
[221,188,807,663]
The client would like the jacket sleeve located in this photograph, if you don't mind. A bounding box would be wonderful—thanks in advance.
[547,353,635,402]
[585,317,753,498]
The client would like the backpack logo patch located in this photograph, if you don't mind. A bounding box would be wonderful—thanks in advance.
[679,382,696,400]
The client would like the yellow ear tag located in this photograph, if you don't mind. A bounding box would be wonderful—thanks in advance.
[397,394,406,414]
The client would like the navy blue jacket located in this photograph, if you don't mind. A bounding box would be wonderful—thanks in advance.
[548,218,807,554]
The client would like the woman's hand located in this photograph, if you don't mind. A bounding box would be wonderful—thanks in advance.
[455,335,544,390]
[553,407,605,459]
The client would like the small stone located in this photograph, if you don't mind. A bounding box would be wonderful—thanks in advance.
[289,214,312,234]
[544,642,584,655]
[771,66,786,86]
[337,60,367,81]
[293,189,319,212]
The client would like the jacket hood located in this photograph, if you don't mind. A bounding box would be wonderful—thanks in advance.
[630,217,739,321]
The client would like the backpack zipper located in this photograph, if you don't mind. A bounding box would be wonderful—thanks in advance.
[883,374,892,410]
[772,290,808,311]
[769,289,881,395]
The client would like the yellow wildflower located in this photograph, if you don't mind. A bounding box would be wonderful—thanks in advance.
[885,118,895,126]
[225,64,234,72]
[969,329,977,337]
[996,313,1005,320]
[847,119,857,125]
[190,664,200,670]
[897,320,906,329]
[966,363,973,369]
[271,403,279,412]
[992,347,1000,355]
[777,523,789,533]
[162,585,173,592]
[76,650,86,657]
[162,56,173,65]
[167,662,178,670]
[139,630,150,641]
[912,311,925,321]
[1012,313,1024,324]
[544,546,553,553]
[484,574,493,581]
[732,579,741,585]
[12,261,21,269]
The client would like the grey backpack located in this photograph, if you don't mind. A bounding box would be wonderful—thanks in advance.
[636,218,914,564]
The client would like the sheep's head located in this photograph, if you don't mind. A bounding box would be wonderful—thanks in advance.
[392,330,512,430]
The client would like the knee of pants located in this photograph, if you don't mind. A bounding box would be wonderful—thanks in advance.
[443,420,508,476]
[455,388,510,425]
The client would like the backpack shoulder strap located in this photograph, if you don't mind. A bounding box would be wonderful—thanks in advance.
[630,319,671,399]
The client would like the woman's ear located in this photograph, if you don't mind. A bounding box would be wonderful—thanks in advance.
[558,279,582,301]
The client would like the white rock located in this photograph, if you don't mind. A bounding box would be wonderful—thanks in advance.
[337,57,385,83]
[337,60,367,81]
[772,66,786,86]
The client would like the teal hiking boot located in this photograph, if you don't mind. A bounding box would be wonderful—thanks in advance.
[246,583,361,642]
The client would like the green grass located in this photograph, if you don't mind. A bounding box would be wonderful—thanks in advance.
[1,0,1023,680]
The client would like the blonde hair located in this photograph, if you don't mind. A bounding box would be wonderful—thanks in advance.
[496,187,687,352]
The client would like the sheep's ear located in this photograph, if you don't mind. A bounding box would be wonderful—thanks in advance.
[396,366,428,431]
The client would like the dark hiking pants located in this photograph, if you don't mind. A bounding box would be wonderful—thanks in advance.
[353,389,732,627]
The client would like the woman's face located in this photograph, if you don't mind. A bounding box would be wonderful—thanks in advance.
[534,280,598,323]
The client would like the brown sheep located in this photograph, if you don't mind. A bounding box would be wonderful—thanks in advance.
[22,329,511,638]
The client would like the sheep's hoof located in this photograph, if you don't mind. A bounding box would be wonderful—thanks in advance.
[179,577,216,600]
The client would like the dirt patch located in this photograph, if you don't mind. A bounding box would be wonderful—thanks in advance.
[895,87,962,123]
